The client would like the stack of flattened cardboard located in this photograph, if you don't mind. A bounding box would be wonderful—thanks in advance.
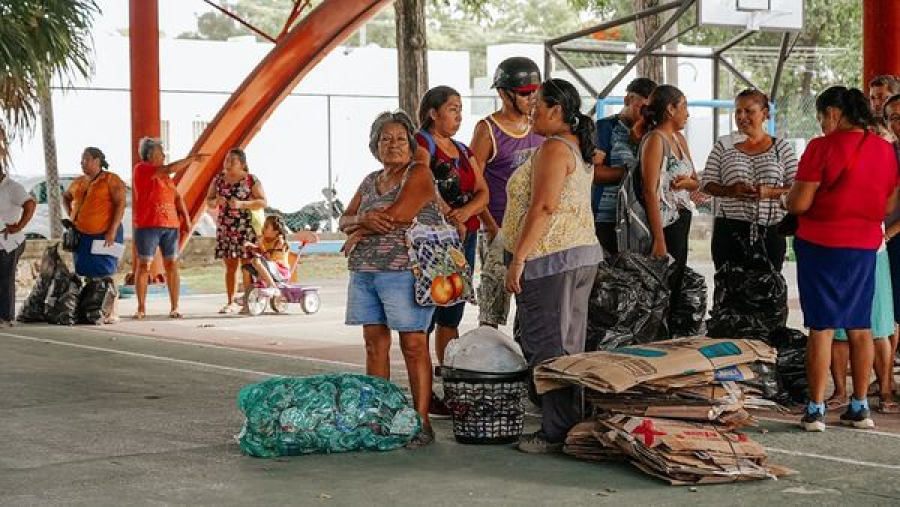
[537,337,792,484]
[593,415,794,485]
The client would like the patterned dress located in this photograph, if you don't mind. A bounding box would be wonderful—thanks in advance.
[214,173,258,259]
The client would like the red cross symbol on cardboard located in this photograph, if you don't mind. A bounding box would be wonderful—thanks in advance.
[631,419,667,446]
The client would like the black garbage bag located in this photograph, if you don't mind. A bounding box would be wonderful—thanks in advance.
[18,244,66,322]
[45,269,82,326]
[706,237,787,340]
[669,266,707,337]
[77,278,117,325]
[586,252,672,351]
[766,327,809,404]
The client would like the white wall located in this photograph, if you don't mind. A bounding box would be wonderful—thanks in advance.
[7,35,472,212]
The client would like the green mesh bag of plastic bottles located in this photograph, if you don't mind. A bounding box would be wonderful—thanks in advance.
[237,374,422,457]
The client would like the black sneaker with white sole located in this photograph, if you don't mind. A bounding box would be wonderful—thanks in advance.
[840,406,875,429]
[800,409,826,432]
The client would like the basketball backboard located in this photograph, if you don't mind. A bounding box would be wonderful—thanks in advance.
[699,0,804,32]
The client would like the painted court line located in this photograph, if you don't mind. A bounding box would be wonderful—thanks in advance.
[4,331,900,472]
[6,325,368,370]
[0,332,281,379]
[758,416,900,440]
[765,447,900,471]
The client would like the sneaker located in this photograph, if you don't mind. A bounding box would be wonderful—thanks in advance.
[428,392,452,419]
[517,431,564,454]
[799,409,826,432]
[840,406,875,429]
[406,425,435,449]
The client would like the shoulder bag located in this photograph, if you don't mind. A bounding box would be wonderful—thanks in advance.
[777,132,868,236]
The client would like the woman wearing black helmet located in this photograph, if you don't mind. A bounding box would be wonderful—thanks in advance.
[470,56,545,329]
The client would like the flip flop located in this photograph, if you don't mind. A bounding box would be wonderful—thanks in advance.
[876,401,900,414]
[826,396,849,410]
[169,310,183,319]
[218,303,239,314]
[132,311,145,320]
[103,315,120,325]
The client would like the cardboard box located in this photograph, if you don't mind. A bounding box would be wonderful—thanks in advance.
[535,337,776,394]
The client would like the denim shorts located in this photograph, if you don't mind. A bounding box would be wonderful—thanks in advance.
[134,227,179,260]
[346,270,434,332]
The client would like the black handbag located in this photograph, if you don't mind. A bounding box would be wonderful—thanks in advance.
[775,213,798,237]
[61,219,79,252]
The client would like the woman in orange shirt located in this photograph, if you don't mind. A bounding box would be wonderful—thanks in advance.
[64,147,126,323]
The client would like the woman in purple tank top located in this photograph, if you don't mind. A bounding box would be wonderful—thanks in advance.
[470,56,544,328]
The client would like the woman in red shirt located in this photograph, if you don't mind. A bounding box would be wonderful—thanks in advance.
[414,86,489,417]
[787,86,899,432]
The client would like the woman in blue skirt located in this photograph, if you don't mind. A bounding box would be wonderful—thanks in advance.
[786,86,899,432]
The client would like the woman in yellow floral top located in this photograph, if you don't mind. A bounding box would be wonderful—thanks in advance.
[502,78,602,453]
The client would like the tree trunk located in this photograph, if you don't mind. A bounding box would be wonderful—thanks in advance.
[635,0,664,83]
[39,83,63,240]
[394,0,428,122]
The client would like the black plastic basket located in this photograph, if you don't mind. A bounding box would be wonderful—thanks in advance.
[441,367,528,445]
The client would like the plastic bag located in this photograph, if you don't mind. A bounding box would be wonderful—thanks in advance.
[77,277,117,325]
[766,327,809,404]
[586,252,672,351]
[706,240,787,340]
[237,374,421,457]
[45,269,82,326]
[18,244,65,322]
[444,326,527,373]
[669,266,707,337]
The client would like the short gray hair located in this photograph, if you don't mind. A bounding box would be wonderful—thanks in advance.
[368,110,417,162]
[138,137,162,162]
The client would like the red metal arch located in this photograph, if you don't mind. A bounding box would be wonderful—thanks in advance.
[173,0,392,246]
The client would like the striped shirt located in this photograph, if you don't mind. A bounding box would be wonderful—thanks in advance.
[701,136,798,225]
[348,169,442,272]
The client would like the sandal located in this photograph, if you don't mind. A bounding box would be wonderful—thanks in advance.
[103,315,120,325]
[132,311,145,320]
[826,395,849,410]
[169,310,183,319]
[876,401,900,414]
[218,303,239,314]
[406,426,435,449]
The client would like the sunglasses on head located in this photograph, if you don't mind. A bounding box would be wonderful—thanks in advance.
[509,88,536,97]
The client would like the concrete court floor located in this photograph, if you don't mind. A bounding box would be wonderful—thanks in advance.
[2,273,900,506]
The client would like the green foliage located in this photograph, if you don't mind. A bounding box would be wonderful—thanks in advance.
[0,0,99,161]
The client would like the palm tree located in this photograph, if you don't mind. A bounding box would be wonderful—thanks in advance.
[0,0,99,237]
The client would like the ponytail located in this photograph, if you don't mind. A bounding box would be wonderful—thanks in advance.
[83,146,109,170]
[539,78,596,162]
[815,86,876,129]
[571,112,596,162]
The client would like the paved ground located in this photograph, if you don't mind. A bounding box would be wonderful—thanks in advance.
[2,265,900,506]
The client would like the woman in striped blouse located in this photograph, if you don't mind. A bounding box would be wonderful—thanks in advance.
[701,89,799,271]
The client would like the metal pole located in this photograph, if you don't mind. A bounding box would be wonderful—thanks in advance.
[326,95,334,232]
[712,31,757,56]
[712,57,720,140]
[719,57,760,90]
[546,46,599,97]
[597,0,696,99]
[546,0,686,46]
[770,33,792,102]
[544,44,553,80]
[556,46,714,59]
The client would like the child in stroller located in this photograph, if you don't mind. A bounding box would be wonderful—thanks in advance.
[242,215,320,315]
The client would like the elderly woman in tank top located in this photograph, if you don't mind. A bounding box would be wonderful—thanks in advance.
[339,110,443,448]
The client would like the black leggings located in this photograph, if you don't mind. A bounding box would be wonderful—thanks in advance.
[711,217,786,272]
[664,209,692,304]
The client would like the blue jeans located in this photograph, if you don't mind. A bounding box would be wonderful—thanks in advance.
[346,270,435,332]
[134,227,179,260]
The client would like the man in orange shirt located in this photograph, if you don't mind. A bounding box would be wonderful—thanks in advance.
[132,137,205,319]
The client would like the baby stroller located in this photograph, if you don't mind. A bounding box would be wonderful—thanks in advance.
[242,247,321,316]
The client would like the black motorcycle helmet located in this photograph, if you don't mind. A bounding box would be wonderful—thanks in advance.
[491,57,541,91]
